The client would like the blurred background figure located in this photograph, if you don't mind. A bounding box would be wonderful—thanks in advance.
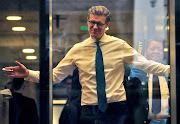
[59,68,81,124]
[8,78,39,124]
[4,81,13,92]
[0,82,12,98]
[129,39,170,124]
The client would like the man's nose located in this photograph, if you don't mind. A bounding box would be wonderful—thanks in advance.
[93,23,98,29]
[154,49,159,53]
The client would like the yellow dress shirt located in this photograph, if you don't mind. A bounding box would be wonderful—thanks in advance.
[25,33,170,106]
[148,74,170,119]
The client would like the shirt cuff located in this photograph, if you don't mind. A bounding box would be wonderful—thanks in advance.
[24,70,40,83]
[165,65,170,77]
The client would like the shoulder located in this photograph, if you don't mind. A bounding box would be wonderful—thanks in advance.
[105,34,125,43]
[70,38,88,49]
[21,96,36,104]
[108,35,132,49]
[69,38,94,53]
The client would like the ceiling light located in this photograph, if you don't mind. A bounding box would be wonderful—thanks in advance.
[22,49,35,53]
[6,16,22,20]
[12,27,26,31]
[25,56,37,60]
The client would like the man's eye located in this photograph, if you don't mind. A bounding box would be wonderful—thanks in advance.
[91,21,96,24]
[97,23,103,26]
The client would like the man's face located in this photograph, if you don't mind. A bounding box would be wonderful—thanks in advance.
[146,41,164,63]
[87,14,109,41]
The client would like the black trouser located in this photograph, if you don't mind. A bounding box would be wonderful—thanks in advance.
[80,101,129,124]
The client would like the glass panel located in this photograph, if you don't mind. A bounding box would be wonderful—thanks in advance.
[0,0,173,123]
[0,0,40,123]
[51,0,171,124]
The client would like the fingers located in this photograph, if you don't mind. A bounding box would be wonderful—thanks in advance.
[2,61,22,73]
[3,71,15,78]
[2,66,19,71]
[2,67,14,72]
[15,61,23,67]
[2,61,27,78]
[2,68,13,72]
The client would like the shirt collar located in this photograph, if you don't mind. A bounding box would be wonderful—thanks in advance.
[87,33,108,44]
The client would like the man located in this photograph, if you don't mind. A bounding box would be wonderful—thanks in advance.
[3,6,169,124]
[129,39,170,124]
[9,78,39,124]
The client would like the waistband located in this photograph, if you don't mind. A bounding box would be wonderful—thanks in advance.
[81,101,127,110]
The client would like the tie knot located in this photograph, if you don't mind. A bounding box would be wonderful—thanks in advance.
[95,41,100,46]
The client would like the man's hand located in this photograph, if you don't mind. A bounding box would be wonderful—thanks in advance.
[2,61,29,78]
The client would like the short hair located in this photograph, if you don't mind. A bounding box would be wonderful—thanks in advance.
[88,6,111,23]
[12,78,25,91]
[145,39,164,51]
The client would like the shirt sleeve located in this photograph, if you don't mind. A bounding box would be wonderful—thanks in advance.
[53,45,77,84]
[24,70,40,82]
[122,41,170,77]
[25,46,77,84]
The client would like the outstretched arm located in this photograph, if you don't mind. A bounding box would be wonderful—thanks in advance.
[2,61,29,78]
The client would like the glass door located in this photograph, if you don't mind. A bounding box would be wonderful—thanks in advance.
[51,0,173,124]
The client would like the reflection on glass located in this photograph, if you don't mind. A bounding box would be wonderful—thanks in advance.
[51,1,170,124]
[129,39,170,124]
[130,0,170,123]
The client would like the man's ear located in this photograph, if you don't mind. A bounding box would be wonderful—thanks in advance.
[106,22,110,28]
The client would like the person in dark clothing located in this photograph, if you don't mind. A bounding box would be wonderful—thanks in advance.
[9,78,39,124]
[59,68,81,124]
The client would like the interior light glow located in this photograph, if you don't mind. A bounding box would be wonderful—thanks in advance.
[155,25,163,31]
[53,100,67,104]
[25,56,37,60]
[6,16,22,20]
[12,27,26,31]
[22,49,35,53]
[166,26,170,30]
[164,48,168,52]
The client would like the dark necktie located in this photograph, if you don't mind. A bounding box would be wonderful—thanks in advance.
[95,41,108,112]
[152,75,161,114]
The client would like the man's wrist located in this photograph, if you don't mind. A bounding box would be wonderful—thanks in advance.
[25,69,29,78]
